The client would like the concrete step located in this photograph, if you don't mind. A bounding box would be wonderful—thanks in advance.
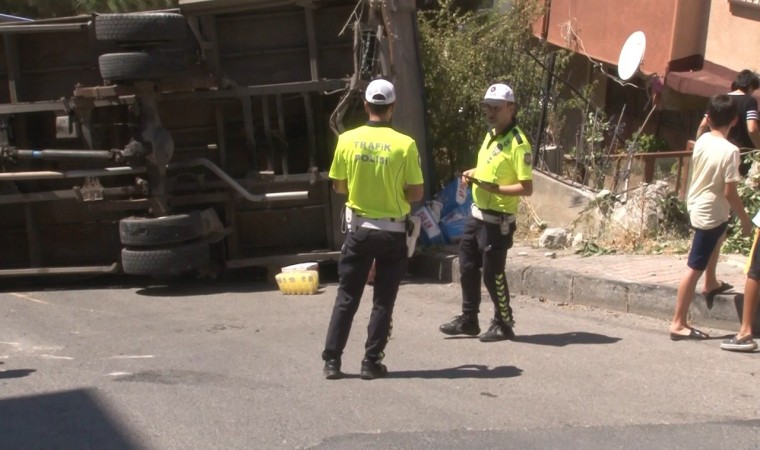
[409,244,759,334]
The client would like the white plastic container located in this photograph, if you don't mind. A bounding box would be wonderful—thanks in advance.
[413,205,442,239]
[455,177,467,204]
[282,262,319,272]
[427,200,442,223]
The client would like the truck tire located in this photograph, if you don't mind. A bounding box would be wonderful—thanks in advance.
[99,51,186,83]
[121,240,210,275]
[95,13,187,43]
[119,212,204,247]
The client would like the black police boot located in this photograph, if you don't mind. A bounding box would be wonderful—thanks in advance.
[439,314,480,336]
[323,358,343,380]
[360,358,388,380]
[478,319,515,342]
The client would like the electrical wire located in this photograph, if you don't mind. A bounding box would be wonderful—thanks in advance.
[338,0,365,36]
[559,19,644,90]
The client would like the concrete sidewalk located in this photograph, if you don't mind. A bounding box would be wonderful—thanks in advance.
[410,243,760,333]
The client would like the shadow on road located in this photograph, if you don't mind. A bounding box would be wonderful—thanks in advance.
[0,388,140,449]
[135,280,275,297]
[0,274,146,294]
[0,268,282,296]
[514,332,621,346]
[389,364,522,379]
[0,369,35,379]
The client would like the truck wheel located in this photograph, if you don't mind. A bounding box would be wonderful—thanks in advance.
[99,50,186,83]
[119,212,204,247]
[95,13,187,44]
[121,240,210,276]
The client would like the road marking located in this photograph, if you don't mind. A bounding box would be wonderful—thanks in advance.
[107,372,133,376]
[40,354,74,360]
[0,342,21,348]
[32,345,64,352]
[107,355,154,359]
[9,293,49,304]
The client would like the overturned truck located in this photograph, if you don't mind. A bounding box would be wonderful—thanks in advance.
[0,0,429,278]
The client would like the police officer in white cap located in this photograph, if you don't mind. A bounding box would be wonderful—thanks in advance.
[322,78,424,379]
[439,82,533,342]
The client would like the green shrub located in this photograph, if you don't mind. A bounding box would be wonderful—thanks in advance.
[724,154,760,254]
[418,0,568,186]
[629,133,669,153]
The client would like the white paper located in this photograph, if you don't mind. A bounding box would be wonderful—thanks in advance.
[753,210,760,228]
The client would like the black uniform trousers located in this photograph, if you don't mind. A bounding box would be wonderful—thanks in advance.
[459,215,516,325]
[323,226,407,362]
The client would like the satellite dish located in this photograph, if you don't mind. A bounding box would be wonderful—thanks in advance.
[617,31,646,81]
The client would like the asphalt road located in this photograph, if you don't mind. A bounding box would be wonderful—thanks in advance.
[1,273,759,449]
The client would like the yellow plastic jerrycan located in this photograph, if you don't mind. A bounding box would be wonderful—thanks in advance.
[275,270,319,295]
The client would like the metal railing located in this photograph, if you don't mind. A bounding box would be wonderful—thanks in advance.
[606,146,693,199]
[556,141,695,199]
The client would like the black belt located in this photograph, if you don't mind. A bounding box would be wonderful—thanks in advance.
[355,213,408,222]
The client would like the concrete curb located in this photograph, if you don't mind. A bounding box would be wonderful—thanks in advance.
[410,251,759,333]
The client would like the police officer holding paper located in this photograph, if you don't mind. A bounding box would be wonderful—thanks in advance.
[440,83,533,342]
[322,79,424,380]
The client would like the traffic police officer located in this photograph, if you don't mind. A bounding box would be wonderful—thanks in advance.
[322,79,424,379]
[439,83,533,342]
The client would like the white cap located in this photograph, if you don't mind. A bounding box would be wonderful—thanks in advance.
[365,79,396,105]
[483,83,515,104]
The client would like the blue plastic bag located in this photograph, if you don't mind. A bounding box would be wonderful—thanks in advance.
[440,204,471,243]
[436,178,472,219]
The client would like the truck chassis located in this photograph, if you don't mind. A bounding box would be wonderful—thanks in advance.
[0,0,428,279]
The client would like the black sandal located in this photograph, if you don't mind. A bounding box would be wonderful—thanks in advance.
[669,327,709,341]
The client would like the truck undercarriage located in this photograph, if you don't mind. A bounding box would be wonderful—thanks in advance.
[0,0,428,279]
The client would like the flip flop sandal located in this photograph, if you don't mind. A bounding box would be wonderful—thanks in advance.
[720,335,758,352]
[704,281,733,298]
[670,327,710,341]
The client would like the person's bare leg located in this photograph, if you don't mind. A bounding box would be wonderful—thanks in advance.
[670,267,704,334]
[702,233,726,294]
[738,277,760,338]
